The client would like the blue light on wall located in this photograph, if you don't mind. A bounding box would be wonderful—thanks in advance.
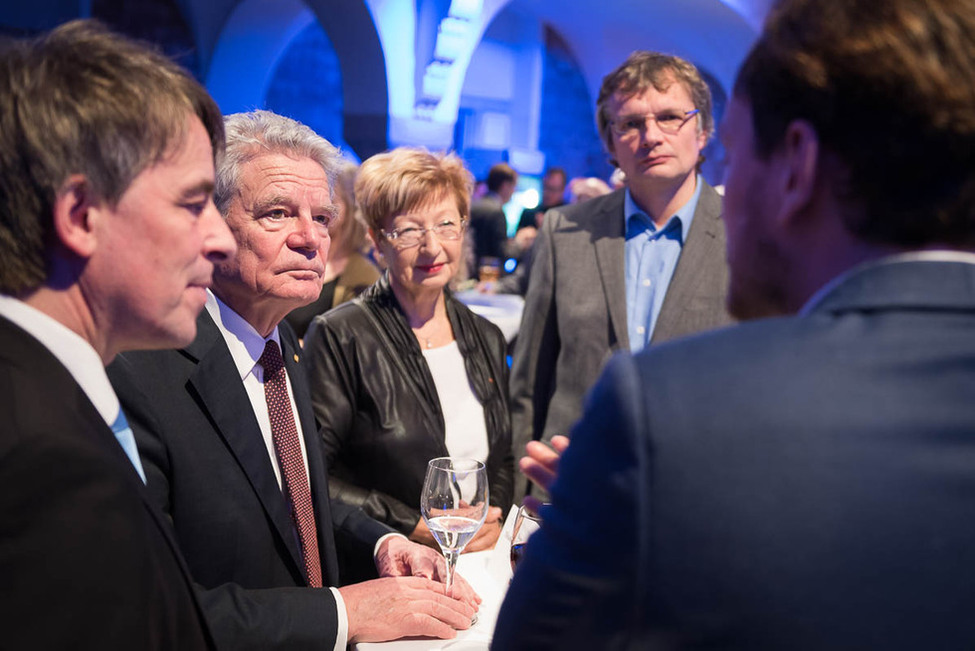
[265,20,347,152]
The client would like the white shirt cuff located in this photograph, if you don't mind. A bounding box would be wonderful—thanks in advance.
[333,533,408,651]
[373,531,409,560]
[329,587,348,651]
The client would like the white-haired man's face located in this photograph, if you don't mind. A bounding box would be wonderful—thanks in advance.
[212,152,335,334]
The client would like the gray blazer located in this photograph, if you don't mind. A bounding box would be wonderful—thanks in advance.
[509,182,732,498]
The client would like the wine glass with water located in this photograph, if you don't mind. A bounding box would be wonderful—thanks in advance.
[420,457,488,594]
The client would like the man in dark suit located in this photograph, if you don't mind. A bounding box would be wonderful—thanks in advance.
[109,110,477,650]
[0,20,237,648]
[495,167,568,297]
[495,0,975,648]
[510,52,733,499]
[470,162,518,276]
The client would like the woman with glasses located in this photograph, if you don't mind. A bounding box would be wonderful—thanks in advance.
[304,148,512,557]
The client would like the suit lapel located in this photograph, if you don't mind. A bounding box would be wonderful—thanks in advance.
[185,313,306,577]
[117,416,214,635]
[80,359,215,640]
[652,181,724,342]
[590,190,629,351]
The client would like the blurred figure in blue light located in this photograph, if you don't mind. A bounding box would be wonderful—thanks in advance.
[567,176,612,203]
[469,162,517,280]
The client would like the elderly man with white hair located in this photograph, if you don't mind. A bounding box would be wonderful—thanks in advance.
[109,110,478,651]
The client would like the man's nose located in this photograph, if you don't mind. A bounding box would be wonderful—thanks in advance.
[638,117,666,143]
[202,201,237,262]
[290,214,325,250]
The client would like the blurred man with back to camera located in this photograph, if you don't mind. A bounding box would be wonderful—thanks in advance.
[470,162,518,278]
[495,0,975,648]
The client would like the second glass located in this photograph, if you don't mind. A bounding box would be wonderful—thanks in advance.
[510,504,543,573]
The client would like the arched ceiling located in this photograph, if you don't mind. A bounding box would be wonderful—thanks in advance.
[0,0,772,99]
[507,0,766,100]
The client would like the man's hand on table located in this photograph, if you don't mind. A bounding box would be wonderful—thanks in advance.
[339,576,476,644]
[521,435,570,514]
[375,535,481,607]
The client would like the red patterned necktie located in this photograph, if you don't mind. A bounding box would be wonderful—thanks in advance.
[259,340,323,588]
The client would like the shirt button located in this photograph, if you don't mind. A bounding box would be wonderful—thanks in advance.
[636,326,646,335]
[642,278,651,287]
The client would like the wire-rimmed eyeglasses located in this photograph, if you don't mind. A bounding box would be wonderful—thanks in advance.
[609,108,700,137]
[380,220,467,249]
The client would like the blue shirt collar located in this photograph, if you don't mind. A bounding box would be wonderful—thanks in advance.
[624,175,703,242]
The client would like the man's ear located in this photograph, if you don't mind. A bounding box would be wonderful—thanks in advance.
[52,175,99,258]
[776,119,820,226]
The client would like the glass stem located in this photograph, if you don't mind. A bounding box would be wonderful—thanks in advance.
[443,548,460,595]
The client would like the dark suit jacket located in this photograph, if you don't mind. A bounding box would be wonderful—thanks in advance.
[509,183,733,497]
[470,193,510,266]
[517,200,565,232]
[0,316,213,650]
[108,311,391,651]
[495,258,975,649]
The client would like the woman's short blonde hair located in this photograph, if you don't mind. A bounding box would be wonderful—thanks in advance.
[355,147,474,232]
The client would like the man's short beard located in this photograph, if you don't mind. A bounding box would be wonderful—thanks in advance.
[727,235,793,321]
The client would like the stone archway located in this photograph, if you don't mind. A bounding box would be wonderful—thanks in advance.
[205,0,389,159]
[305,0,388,158]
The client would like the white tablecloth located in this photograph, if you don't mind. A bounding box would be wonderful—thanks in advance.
[453,291,524,343]
[355,507,519,650]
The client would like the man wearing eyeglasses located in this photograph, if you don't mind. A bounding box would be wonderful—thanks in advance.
[510,51,733,500]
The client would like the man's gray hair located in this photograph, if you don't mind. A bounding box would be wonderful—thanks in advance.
[215,110,341,214]
[0,19,225,295]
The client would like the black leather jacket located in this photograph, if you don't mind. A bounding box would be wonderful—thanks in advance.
[304,276,514,535]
